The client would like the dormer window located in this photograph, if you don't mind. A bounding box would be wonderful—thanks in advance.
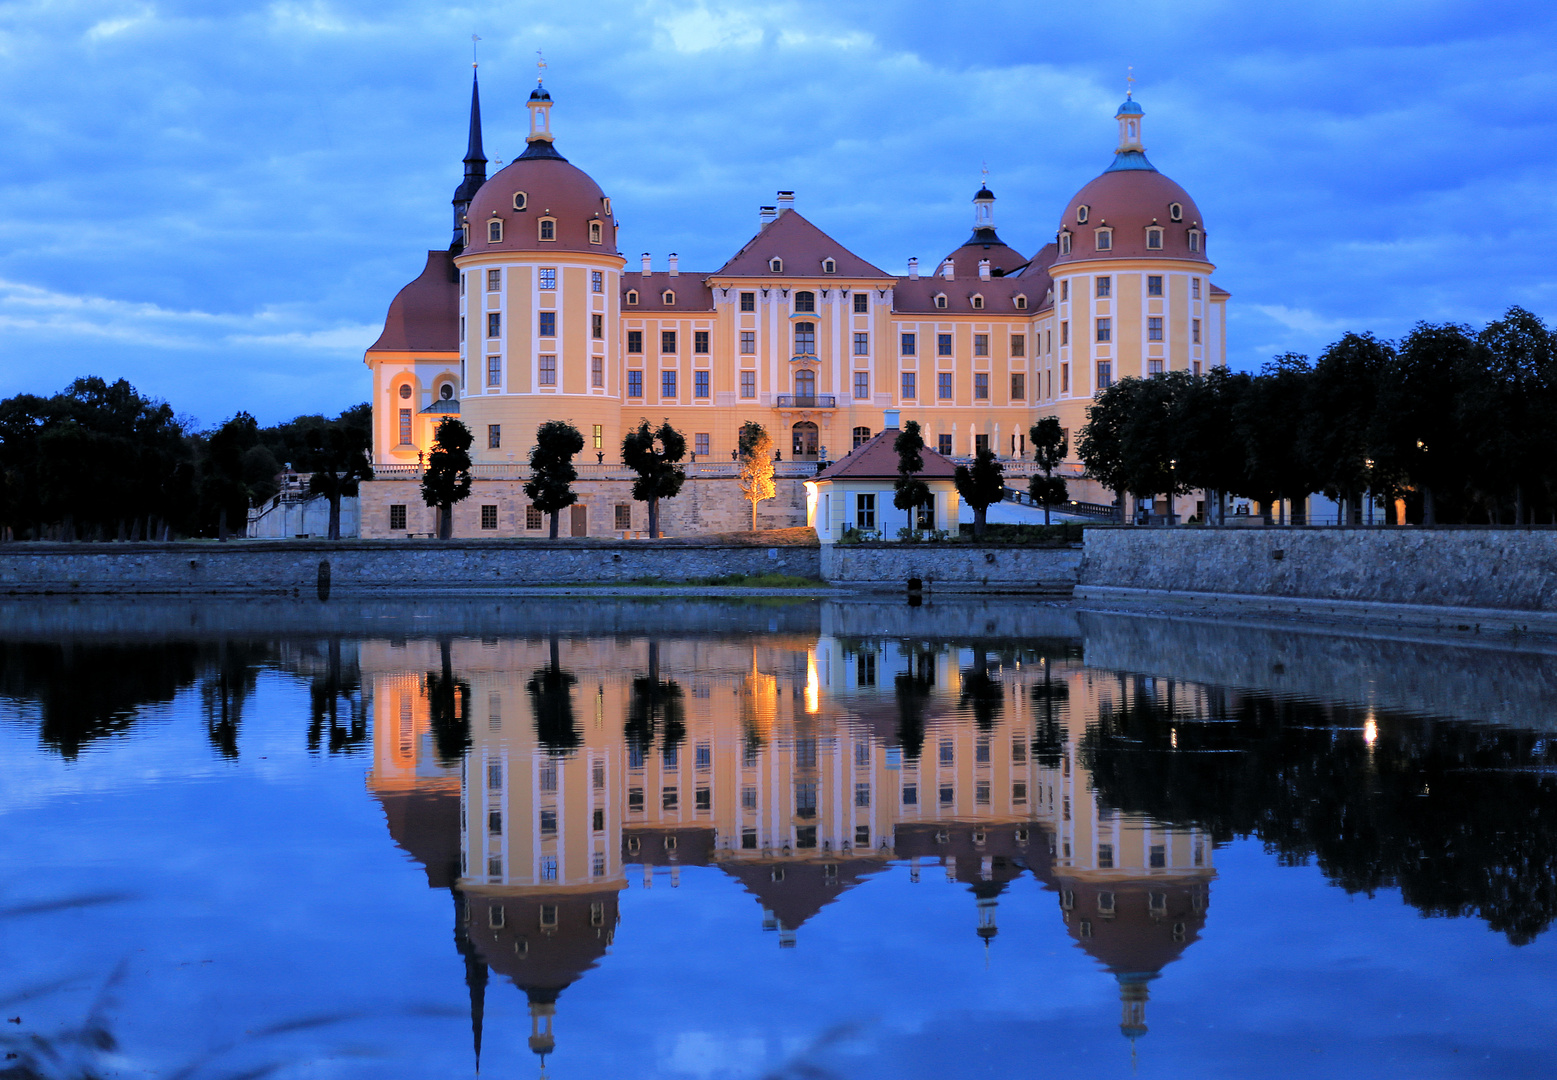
[1146,226,1164,250]
[1076,205,1089,224]
[626,289,639,305]
[462,224,470,246]
[934,293,948,309]
[602,197,612,215]
[822,258,836,274]
[513,191,528,211]
[1059,231,1072,255]
[794,291,815,313]
[1014,294,1028,310]
[1095,228,1113,251]
[1188,229,1202,253]
[538,218,556,241]
[662,290,675,305]
[589,221,602,244]
[487,219,503,243]
[769,257,783,273]
[971,294,984,310]
[1169,202,1183,222]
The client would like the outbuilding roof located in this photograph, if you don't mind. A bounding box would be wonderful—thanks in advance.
[812,427,959,482]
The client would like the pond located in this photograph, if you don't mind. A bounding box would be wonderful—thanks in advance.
[1,598,1554,1079]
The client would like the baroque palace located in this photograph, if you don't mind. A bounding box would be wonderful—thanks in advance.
[360,70,1226,537]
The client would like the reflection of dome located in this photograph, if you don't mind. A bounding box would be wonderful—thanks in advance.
[373,786,463,887]
[723,856,889,945]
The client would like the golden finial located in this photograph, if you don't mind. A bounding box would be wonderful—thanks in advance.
[536,48,547,85]
[1126,65,1135,98]
[980,160,989,181]
[472,34,480,68]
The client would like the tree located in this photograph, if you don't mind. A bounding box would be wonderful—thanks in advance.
[1471,308,1556,524]
[528,634,579,754]
[202,412,263,540]
[736,421,776,531]
[524,420,584,538]
[1077,382,1133,522]
[420,418,473,539]
[1373,325,1478,525]
[1232,356,1319,524]
[1171,366,1250,525]
[1300,334,1392,525]
[892,420,931,532]
[621,420,686,539]
[954,448,1005,537]
[304,419,375,541]
[1028,417,1068,526]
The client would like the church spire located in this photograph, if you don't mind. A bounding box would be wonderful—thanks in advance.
[451,63,488,251]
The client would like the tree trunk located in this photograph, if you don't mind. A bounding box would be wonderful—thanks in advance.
[1422,486,1437,526]
[1116,488,1126,524]
[751,498,757,532]
[648,497,660,539]
[327,494,342,541]
[1515,483,1526,526]
[438,504,451,540]
[974,505,987,538]
[1042,477,1051,527]
[218,507,229,542]
[550,511,560,539]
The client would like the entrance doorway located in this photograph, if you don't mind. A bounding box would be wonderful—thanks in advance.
[570,504,588,536]
[791,421,819,460]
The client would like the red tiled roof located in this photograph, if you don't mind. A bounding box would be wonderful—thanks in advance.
[1210,283,1231,297]
[367,250,458,353]
[813,427,958,482]
[715,209,894,279]
[891,272,1045,316]
[621,271,715,312]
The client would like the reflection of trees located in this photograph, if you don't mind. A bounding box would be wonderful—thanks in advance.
[625,642,684,753]
[307,638,366,755]
[528,635,580,756]
[1081,685,1557,944]
[0,641,201,757]
[958,647,1003,731]
[424,637,471,766]
[1030,675,1068,769]
[199,641,269,759]
[893,648,935,761]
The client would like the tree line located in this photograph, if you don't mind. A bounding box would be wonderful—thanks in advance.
[0,376,371,540]
[1075,307,1557,525]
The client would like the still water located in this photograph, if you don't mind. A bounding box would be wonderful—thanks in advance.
[1,598,1554,1079]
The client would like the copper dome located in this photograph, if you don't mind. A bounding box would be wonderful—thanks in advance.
[1054,167,1208,267]
[463,148,618,258]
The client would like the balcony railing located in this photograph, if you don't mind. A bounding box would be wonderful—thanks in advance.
[773,394,836,409]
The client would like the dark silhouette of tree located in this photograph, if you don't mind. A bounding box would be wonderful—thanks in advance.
[954,449,1005,538]
[1374,324,1479,525]
[528,635,580,755]
[1300,334,1393,525]
[1171,366,1249,525]
[1028,417,1068,525]
[893,648,935,761]
[200,641,266,759]
[421,418,474,539]
[306,638,366,755]
[424,638,471,765]
[958,646,1003,730]
[892,421,931,531]
[302,419,374,540]
[1470,308,1556,524]
[621,420,686,538]
[1234,355,1322,524]
[524,421,584,538]
[625,642,685,751]
[200,412,268,540]
[1076,385,1130,521]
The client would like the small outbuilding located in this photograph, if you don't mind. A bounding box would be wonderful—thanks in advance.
[805,413,961,543]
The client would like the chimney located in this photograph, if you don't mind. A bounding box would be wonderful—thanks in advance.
[668,253,679,277]
[760,205,777,226]
[641,252,652,275]
[978,259,991,281]
[776,191,795,214]
[941,259,955,281]
[907,257,919,280]
[883,409,901,430]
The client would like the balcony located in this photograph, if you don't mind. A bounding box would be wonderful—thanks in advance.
[774,394,837,409]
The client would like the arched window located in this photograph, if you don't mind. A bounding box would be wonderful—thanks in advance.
[794,321,816,356]
[1076,205,1089,224]
[1169,202,1183,222]
[852,426,871,448]
[934,294,947,309]
[1128,120,1137,139]
[512,191,528,211]
[769,257,783,273]
[461,223,470,246]
[662,290,675,305]
[822,258,836,274]
[589,221,602,244]
[1188,229,1202,253]
[538,218,556,241]
[625,290,638,305]
[1146,227,1164,250]
[487,219,503,243]
[792,420,819,458]
[794,291,815,312]
[1058,231,1071,255]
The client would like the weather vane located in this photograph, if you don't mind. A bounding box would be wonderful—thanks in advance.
[981,160,989,182]
[536,48,546,85]
[1126,65,1134,98]
[472,34,480,68]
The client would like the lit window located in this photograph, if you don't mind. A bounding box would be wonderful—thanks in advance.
[769,257,783,273]
[974,373,989,399]
[627,330,642,353]
[1148,316,1163,341]
[1076,205,1089,224]
[389,504,406,530]
[1095,228,1112,251]
[397,408,411,442]
[663,290,675,305]
[539,267,556,290]
[901,332,916,355]
[694,330,709,354]
[661,330,676,353]
[740,331,755,354]
[538,218,555,241]
[591,270,603,293]
[937,333,952,356]
[1096,277,1111,298]
[853,372,869,400]
[740,291,755,311]
[589,221,602,244]
[740,371,756,398]
[974,334,989,356]
[1011,373,1025,399]
[1011,334,1025,357]
[627,370,643,397]
[794,291,815,313]
[822,258,836,273]
[1146,227,1163,250]
[901,371,916,399]
[593,425,602,449]
[661,370,677,398]
[539,355,556,385]
[853,292,868,313]
[538,311,556,337]
[1097,361,1113,389]
[1148,275,1163,297]
[695,370,709,398]
[592,313,604,339]
[512,191,527,210]
[486,356,501,386]
[626,289,638,305]
[695,432,710,455]
[481,505,497,530]
[853,332,869,355]
[938,372,953,399]
[934,294,947,309]
[1096,318,1112,342]
[487,269,501,291]
[488,424,501,449]
[487,219,503,242]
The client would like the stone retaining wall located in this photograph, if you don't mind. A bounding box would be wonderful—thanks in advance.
[820,543,1082,594]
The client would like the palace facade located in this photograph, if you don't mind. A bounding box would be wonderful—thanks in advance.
[360,72,1227,537]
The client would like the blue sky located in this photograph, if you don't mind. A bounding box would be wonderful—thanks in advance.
[1,1,1554,427]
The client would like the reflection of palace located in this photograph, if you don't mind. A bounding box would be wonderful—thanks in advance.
[365,635,1215,1068]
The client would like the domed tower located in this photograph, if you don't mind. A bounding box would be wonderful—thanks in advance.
[1047,89,1226,412]
[937,182,1028,279]
[454,71,626,469]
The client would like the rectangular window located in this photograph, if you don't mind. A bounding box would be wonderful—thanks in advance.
[740,331,755,354]
[480,504,497,530]
[1192,277,1202,299]
[740,291,755,312]
[592,313,604,339]
[1096,277,1111,298]
[795,781,817,817]
[939,784,954,806]
[591,356,603,388]
[856,654,876,686]
[937,333,953,356]
[853,292,868,313]
[591,269,603,293]
[538,311,556,337]
[853,332,870,356]
[740,371,756,398]
[937,433,953,456]
[627,370,643,398]
[695,786,711,811]
[1148,275,1163,297]
[1010,333,1025,357]
[1193,318,1202,344]
[526,505,543,529]
[1013,782,1028,804]
[1011,373,1025,400]
[398,408,412,444]
[1148,316,1163,341]
[975,781,990,805]
[975,433,989,454]
[539,267,556,290]
[1062,363,1070,393]
[1194,360,1203,376]
[695,432,710,456]
[1098,844,1114,869]
[854,783,871,808]
[661,330,676,353]
[856,493,875,529]
[974,373,989,399]
[853,372,869,400]
[486,269,501,291]
[1149,358,1164,375]
[1098,361,1113,389]
[628,787,643,811]
[539,355,557,385]
[614,504,632,530]
[938,372,953,399]
[592,424,603,450]
[389,504,406,530]
[627,330,643,353]
[694,330,710,354]
[661,370,677,399]
[900,371,916,399]
[902,784,918,806]
[485,356,501,387]
[487,424,501,449]
[487,312,500,337]
[662,787,678,810]
[460,316,465,342]
[1151,844,1167,869]
[900,332,916,355]
[973,333,989,357]
[1061,321,1069,346]
[1096,318,1112,342]
[693,370,709,398]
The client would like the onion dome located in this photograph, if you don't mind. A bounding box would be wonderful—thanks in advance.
[1053,94,1208,267]
[460,80,618,257]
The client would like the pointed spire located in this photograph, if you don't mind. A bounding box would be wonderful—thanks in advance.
[451,66,489,251]
[465,68,486,167]
[450,889,489,1073]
